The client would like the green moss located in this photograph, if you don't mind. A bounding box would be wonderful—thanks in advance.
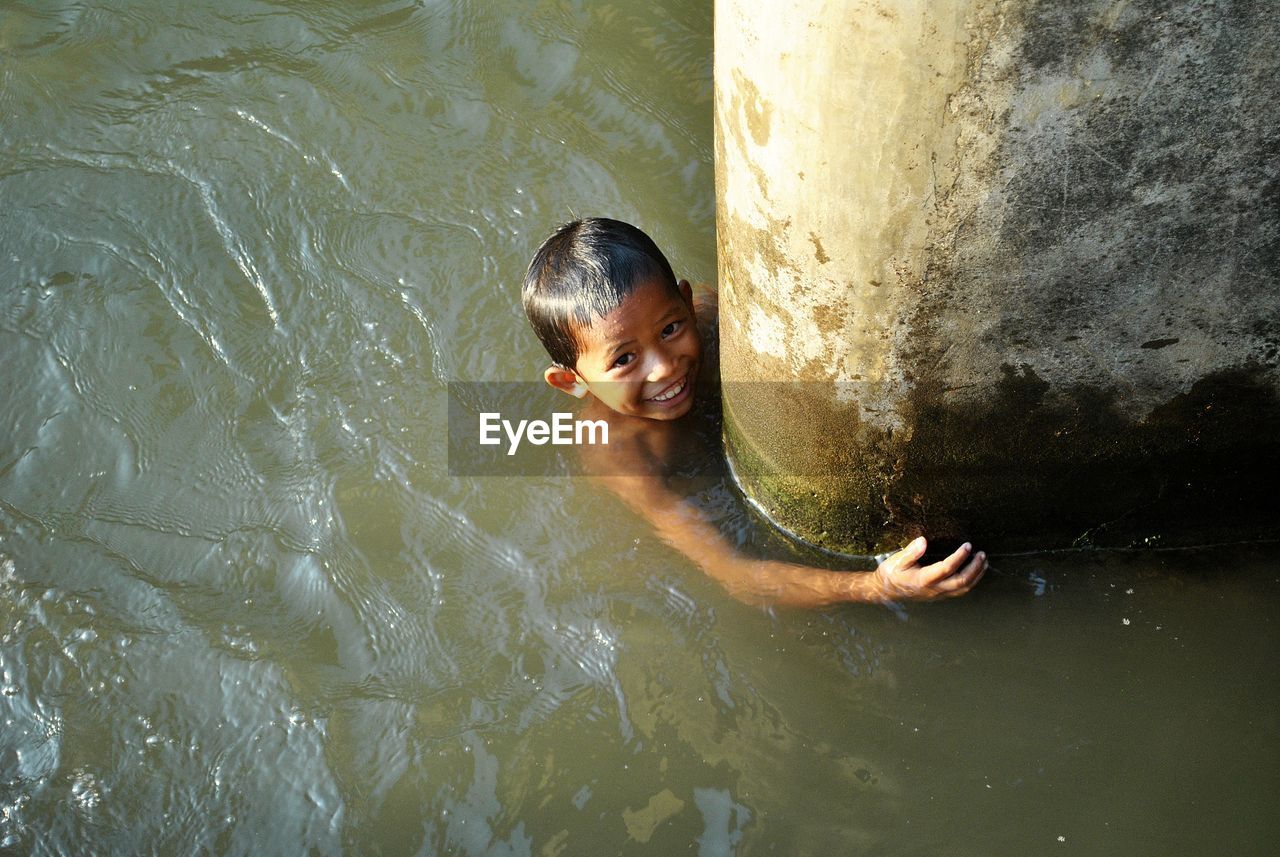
[724,365,1280,554]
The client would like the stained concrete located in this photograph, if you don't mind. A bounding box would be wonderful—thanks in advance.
[715,0,1280,553]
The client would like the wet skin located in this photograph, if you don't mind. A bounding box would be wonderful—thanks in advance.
[542,280,986,607]
[544,277,701,422]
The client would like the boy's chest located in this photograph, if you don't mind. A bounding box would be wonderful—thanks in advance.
[581,401,721,480]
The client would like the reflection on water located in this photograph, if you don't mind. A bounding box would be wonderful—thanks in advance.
[1,1,1277,854]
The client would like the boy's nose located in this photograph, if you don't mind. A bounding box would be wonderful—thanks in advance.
[646,347,679,381]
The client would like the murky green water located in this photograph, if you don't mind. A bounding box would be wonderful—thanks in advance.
[1,2,1277,854]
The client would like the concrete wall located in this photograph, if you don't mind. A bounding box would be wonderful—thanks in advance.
[715,0,1280,553]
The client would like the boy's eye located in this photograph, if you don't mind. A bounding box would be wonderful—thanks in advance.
[661,321,682,337]
[611,353,635,369]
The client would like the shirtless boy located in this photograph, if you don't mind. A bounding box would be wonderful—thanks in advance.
[522,217,986,608]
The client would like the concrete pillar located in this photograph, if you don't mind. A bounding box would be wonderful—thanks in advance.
[715,0,1280,553]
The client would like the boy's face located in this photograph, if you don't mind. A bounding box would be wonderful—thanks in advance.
[545,277,701,420]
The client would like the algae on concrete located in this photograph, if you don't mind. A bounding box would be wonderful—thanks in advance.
[716,0,1280,552]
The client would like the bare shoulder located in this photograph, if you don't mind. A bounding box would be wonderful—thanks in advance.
[692,285,718,374]
[693,284,718,316]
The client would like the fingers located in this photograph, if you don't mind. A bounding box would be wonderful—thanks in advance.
[918,541,974,585]
[933,549,987,595]
[879,537,988,601]
[887,536,928,572]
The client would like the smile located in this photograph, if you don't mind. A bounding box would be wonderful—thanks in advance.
[647,375,688,403]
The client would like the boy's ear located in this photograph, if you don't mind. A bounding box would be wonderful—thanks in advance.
[678,278,693,306]
[544,365,589,398]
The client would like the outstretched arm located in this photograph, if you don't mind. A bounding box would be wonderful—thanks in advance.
[605,475,985,609]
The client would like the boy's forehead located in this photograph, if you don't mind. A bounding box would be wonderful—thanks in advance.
[575,313,630,357]
[581,278,678,345]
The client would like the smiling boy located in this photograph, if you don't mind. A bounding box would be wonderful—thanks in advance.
[522,217,986,607]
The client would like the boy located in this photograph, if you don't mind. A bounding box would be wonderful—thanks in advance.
[522,217,985,608]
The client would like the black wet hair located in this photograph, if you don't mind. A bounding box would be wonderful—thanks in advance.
[522,217,679,370]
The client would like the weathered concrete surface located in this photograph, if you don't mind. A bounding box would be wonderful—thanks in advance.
[715,0,1280,553]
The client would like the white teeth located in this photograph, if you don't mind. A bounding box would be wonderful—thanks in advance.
[650,377,686,402]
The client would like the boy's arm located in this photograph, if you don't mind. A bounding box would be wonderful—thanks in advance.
[602,474,985,608]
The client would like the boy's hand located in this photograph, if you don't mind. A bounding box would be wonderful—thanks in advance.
[872,537,986,602]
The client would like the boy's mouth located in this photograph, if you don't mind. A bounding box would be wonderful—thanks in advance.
[646,375,689,405]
